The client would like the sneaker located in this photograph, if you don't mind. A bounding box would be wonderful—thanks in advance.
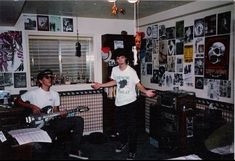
[69,150,89,160]
[126,152,136,160]
[115,143,127,153]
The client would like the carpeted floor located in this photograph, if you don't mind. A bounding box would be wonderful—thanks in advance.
[32,131,175,160]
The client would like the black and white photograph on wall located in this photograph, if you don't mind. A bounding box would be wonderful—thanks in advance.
[195,77,204,89]
[184,26,193,43]
[205,35,230,80]
[145,50,152,62]
[159,40,167,64]
[24,15,37,30]
[205,79,220,100]
[0,73,4,87]
[176,20,184,38]
[159,24,167,40]
[63,17,73,32]
[152,39,159,55]
[165,72,173,88]
[176,39,184,55]
[194,18,205,37]
[166,27,175,40]
[146,38,153,50]
[218,11,231,35]
[147,64,153,75]
[0,31,24,72]
[141,62,146,76]
[49,16,61,32]
[146,26,152,38]
[168,39,176,56]
[158,65,166,86]
[151,69,160,84]
[204,14,216,36]
[195,58,204,75]
[14,73,27,88]
[152,25,158,39]
[3,73,13,86]
[37,15,49,31]
[184,63,193,87]
[219,80,231,98]
[167,56,175,72]
[194,37,204,57]
[176,56,183,73]
[173,73,183,87]
[152,54,159,69]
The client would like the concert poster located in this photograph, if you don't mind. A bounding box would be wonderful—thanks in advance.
[204,35,230,80]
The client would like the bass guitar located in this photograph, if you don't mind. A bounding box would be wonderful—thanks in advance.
[25,106,89,128]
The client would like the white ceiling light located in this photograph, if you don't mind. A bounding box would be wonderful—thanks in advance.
[107,0,117,2]
[127,0,139,3]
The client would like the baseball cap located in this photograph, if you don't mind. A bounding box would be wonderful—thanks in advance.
[37,69,53,80]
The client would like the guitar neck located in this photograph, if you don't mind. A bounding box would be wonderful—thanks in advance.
[40,106,88,119]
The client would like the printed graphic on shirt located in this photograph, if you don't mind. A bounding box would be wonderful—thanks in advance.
[116,76,130,95]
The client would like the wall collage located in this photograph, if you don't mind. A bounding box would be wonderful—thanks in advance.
[140,10,232,102]
[0,14,75,90]
[0,30,26,89]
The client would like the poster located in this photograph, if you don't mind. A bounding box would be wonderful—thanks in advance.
[0,31,24,72]
[14,73,27,88]
[218,11,231,35]
[37,15,49,31]
[24,15,37,30]
[184,45,193,63]
[204,35,230,80]
[63,17,73,32]
[49,16,61,32]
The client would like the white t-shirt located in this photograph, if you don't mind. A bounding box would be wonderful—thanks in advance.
[21,87,60,109]
[111,65,140,107]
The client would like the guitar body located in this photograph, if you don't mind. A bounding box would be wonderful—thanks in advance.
[25,106,89,128]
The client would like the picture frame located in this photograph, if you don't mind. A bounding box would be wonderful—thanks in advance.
[49,16,61,32]
[63,17,73,32]
[14,73,27,88]
[24,15,37,30]
[37,15,49,31]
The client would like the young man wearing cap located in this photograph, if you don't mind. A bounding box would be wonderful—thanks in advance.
[15,69,88,160]
[91,48,156,160]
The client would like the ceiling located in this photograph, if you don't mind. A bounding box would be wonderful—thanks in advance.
[0,0,193,26]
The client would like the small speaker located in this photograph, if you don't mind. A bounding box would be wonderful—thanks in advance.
[76,41,81,57]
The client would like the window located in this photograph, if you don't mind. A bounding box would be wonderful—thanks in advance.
[29,36,94,86]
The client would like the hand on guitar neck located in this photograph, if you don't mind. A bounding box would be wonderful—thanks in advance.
[26,105,89,128]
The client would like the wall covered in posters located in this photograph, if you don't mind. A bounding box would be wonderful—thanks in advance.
[139,1,234,104]
[0,30,26,88]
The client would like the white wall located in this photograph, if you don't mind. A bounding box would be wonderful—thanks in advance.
[1,14,134,94]
[138,1,234,104]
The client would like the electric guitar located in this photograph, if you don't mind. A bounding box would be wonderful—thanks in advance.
[25,106,89,128]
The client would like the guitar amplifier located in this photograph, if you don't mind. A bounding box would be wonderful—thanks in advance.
[150,90,196,154]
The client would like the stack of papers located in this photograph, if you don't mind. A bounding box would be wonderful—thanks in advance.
[8,128,52,145]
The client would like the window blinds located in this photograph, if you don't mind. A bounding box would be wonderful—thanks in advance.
[29,37,93,86]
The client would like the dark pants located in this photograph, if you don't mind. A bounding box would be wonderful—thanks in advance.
[43,116,84,152]
[116,101,137,153]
